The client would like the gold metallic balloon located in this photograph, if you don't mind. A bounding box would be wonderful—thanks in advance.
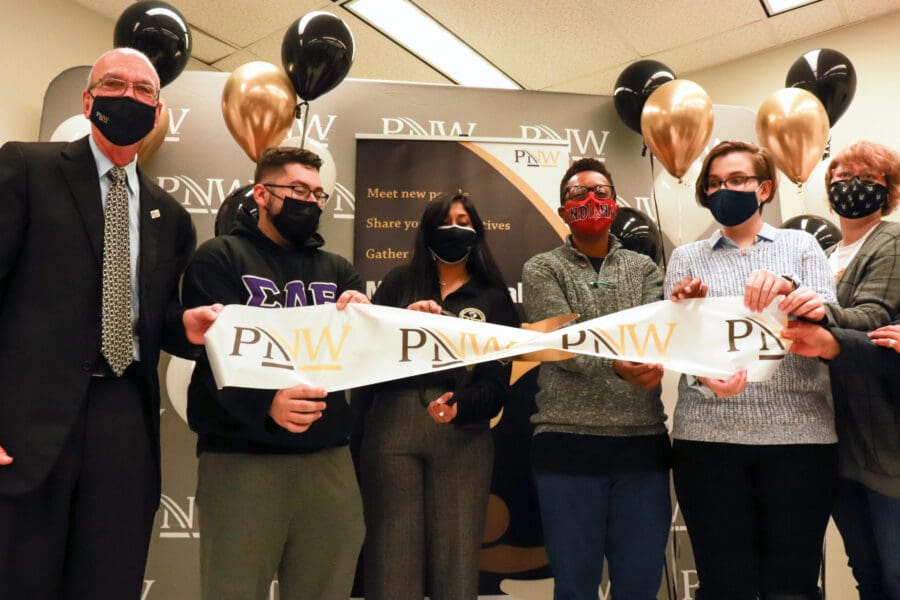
[137,97,169,166]
[640,80,714,180]
[222,61,297,162]
[756,88,829,184]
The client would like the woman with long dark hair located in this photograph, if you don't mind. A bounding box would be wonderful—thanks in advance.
[353,192,519,600]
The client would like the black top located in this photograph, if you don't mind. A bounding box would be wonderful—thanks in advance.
[182,208,364,455]
[531,431,671,476]
[351,264,520,427]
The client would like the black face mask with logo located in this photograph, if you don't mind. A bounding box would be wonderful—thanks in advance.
[828,177,888,219]
[271,199,322,245]
[89,95,157,147]
[428,225,477,264]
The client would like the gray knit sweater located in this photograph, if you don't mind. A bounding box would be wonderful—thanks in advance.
[663,224,838,445]
[522,236,667,437]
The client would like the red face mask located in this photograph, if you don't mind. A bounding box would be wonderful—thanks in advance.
[561,193,618,237]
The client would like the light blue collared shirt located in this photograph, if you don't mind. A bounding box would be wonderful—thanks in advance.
[89,135,141,360]
[707,222,777,250]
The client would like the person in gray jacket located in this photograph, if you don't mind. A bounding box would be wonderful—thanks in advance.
[783,318,900,600]
[817,140,900,600]
[522,158,670,600]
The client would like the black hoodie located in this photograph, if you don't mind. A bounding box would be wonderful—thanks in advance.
[182,207,364,455]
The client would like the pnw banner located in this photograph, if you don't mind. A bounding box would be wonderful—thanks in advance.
[204,296,790,392]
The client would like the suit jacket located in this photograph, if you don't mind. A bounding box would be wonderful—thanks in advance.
[0,136,197,498]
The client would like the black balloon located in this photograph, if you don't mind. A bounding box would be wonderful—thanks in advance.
[611,207,663,264]
[786,48,856,126]
[215,185,256,237]
[282,12,355,102]
[613,60,676,134]
[113,0,192,87]
[781,214,842,251]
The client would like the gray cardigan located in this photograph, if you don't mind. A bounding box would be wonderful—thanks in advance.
[825,220,900,330]
[522,236,667,437]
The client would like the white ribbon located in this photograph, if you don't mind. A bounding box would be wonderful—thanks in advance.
[203,297,789,392]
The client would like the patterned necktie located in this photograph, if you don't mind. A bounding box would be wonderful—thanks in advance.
[101,166,133,376]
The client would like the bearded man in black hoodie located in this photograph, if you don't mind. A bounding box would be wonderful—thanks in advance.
[182,147,368,600]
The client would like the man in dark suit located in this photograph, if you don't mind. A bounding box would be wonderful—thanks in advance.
[0,48,221,599]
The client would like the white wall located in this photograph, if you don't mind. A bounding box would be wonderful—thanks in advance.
[1,0,114,143]
[0,0,210,144]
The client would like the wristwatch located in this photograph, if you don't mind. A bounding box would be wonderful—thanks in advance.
[780,274,801,291]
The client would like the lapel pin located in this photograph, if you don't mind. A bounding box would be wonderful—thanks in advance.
[150,209,161,219]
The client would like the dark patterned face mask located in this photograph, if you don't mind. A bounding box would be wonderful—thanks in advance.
[828,177,888,219]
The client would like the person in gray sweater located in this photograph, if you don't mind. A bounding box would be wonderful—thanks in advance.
[666,140,838,600]
[523,158,670,600]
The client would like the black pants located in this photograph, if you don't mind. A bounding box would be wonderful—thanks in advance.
[0,371,157,600]
[673,439,838,600]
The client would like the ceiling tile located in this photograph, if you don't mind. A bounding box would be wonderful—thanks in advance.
[653,20,780,77]
[185,57,219,72]
[236,10,452,85]
[191,28,238,64]
[415,0,634,89]
[607,0,765,55]
[69,0,900,97]
[541,63,629,96]
[73,0,129,19]
[839,0,900,21]
[766,1,845,43]
[173,0,332,48]
[212,49,261,73]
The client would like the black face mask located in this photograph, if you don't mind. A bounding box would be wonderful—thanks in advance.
[271,198,322,245]
[89,95,157,147]
[706,189,759,227]
[428,225,477,264]
[828,177,888,219]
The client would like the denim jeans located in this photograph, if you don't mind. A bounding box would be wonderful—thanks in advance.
[832,477,900,600]
[532,468,671,600]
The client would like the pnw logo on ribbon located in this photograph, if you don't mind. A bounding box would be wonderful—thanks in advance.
[211,304,532,391]
[204,298,790,392]
[230,322,352,373]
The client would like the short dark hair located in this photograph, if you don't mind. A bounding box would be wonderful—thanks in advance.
[559,158,616,205]
[695,140,777,209]
[254,147,323,183]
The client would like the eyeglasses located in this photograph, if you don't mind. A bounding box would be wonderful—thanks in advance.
[832,169,886,184]
[263,183,329,204]
[705,175,761,194]
[564,184,614,201]
[89,76,159,105]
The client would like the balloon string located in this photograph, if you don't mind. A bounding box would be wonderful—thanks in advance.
[295,101,310,150]
[648,153,668,269]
